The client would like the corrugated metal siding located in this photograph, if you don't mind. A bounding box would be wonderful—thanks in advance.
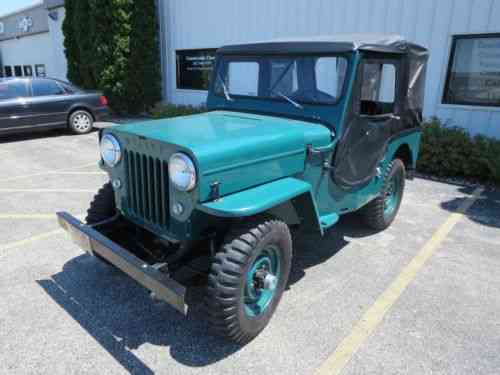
[162,0,500,138]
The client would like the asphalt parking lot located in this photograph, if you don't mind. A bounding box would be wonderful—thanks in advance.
[1,129,499,375]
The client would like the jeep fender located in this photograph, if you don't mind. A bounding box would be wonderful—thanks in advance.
[198,177,322,233]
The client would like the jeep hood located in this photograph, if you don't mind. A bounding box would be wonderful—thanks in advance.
[114,110,331,201]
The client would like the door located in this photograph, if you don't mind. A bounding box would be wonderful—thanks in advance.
[0,80,32,131]
[334,57,403,188]
[29,79,70,126]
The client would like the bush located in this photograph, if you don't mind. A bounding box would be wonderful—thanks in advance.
[150,104,207,119]
[63,0,161,114]
[417,118,500,186]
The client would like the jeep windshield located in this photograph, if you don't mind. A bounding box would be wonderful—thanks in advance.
[214,55,348,106]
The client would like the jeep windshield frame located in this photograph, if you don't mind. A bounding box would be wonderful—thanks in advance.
[212,53,351,107]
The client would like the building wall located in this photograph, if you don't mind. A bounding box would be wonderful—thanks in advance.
[0,32,54,76]
[47,7,67,81]
[0,3,67,81]
[161,0,500,138]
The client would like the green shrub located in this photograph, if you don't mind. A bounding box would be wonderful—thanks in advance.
[150,104,207,119]
[417,118,500,186]
[63,0,161,114]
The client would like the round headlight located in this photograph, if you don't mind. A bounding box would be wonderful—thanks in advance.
[169,153,197,191]
[100,134,122,167]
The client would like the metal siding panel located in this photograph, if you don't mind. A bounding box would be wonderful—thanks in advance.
[424,0,454,118]
[469,0,493,32]
[488,0,500,31]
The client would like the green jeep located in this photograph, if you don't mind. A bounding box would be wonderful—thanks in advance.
[58,35,428,343]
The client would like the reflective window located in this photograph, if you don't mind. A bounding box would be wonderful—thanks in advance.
[4,66,12,77]
[0,81,29,100]
[176,49,216,90]
[443,34,500,106]
[32,79,64,96]
[14,66,22,77]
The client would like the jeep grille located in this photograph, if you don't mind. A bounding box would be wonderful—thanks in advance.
[124,150,170,228]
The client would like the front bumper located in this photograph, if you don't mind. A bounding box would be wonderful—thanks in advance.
[56,212,187,314]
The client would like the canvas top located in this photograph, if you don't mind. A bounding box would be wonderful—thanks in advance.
[218,34,428,56]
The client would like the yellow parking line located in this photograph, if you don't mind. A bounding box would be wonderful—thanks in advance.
[49,172,106,176]
[1,229,63,252]
[1,162,97,183]
[315,187,484,375]
[0,214,57,219]
[0,189,95,193]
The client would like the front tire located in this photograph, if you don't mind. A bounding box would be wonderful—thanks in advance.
[86,182,116,265]
[69,110,94,134]
[360,159,406,231]
[205,219,292,344]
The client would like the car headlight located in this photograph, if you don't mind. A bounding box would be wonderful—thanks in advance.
[169,153,197,191]
[100,134,122,167]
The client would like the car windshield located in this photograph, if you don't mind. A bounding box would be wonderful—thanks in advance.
[214,54,349,105]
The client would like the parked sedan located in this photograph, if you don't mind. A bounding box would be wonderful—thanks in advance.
[0,77,110,135]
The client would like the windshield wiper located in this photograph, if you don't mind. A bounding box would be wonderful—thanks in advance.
[217,73,234,102]
[274,91,303,109]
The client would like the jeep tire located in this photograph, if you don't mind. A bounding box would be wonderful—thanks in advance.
[206,218,292,344]
[360,159,406,231]
[85,182,116,265]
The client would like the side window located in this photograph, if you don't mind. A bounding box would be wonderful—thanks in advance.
[32,79,65,96]
[0,81,29,100]
[4,66,13,77]
[227,61,259,96]
[360,62,396,115]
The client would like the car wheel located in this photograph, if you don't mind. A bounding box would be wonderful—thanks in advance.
[360,159,406,231]
[69,110,94,134]
[86,182,116,265]
[205,218,292,344]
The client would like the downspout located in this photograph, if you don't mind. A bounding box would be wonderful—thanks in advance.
[156,0,169,103]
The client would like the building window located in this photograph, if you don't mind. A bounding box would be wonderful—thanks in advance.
[23,65,33,77]
[176,49,217,90]
[35,64,46,77]
[443,34,500,107]
[4,66,12,77]
[14,66,22,77]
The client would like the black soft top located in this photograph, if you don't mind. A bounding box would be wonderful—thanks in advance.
[218,34,428,57]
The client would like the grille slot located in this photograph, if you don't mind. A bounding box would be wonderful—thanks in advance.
[124,150,169,228]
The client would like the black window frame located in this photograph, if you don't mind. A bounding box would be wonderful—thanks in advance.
[23,65,33,77]
[14,65,23,77]
[176,48,217,91]
[35,64,46,78]
[442,33,500,107]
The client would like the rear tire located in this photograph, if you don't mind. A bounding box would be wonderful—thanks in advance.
[69,110,94,134]
[205,218,292,344]
[360,159,406,231]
